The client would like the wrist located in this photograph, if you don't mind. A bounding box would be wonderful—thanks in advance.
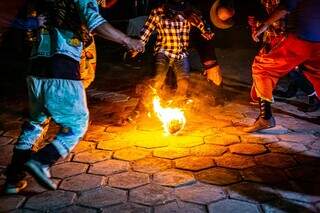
[122,36,131,47]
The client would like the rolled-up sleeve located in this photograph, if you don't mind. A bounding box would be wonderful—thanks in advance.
[283,0,301,12]
[77,0,107,32]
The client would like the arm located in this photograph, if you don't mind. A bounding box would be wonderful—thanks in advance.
[188,12,214,40]
[252,4,292,42]
[140,8,158,45]
[78,0,144,52]
[93,22,143,51]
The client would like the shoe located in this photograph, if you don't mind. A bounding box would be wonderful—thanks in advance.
[3,180,28,194]
[25,159,57,190]
[243,116,276,133]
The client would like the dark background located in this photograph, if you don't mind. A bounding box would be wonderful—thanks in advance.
[0,0,264,101]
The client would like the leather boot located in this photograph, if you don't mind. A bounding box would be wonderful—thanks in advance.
[243,99,276,133]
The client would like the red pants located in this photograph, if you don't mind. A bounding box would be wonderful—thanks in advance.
[251,34,320,102]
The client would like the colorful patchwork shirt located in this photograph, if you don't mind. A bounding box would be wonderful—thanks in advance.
[31,0,106,62]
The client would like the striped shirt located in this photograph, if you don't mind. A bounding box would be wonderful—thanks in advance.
[140,6,207,60]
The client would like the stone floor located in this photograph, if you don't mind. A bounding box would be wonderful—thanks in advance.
[0,46,320,212]
[1,92,320,212]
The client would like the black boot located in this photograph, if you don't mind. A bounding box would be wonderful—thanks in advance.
[25,144,61,190]
[4,149,32,194]
[243,99,276,133]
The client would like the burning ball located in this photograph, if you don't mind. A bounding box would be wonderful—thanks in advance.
[168,119,184,134]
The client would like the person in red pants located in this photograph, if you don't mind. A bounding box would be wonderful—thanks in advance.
[244,0,320,133]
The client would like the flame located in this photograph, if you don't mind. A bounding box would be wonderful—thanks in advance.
[152,95,186,135]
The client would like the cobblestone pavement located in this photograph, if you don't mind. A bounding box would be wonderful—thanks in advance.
[0,46,320,212]
[1,94,320,212]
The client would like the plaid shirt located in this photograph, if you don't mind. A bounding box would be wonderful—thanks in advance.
[261,0,286,44]
[140,6,207,60]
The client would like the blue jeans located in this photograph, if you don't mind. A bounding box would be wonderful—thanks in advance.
[15,76,89,157]
[154,53,190,97]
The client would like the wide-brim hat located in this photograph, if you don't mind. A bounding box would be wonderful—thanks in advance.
[210,0,234,29]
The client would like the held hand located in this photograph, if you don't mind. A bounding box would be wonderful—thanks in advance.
[124,37,145,53]
[202,32,214,40]
[37,15,47,27]
[252,23,269,42]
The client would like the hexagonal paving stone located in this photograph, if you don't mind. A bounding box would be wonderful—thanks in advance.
[84,131,115,142]
[274,182,320,203]
[153,169,195,187]
[167,136,204,148]
[129,184,175,206]
[208,119,233,128]
[190,144,228,157]
[267,142,307,154]
[59,173,105,191]
[241,134,279,144]
[174,156,215,171]
[154,201,206,213]
[0,144,13,166]
[51,162,88,178]
[114,147,151,161]
[24,190,76,211]
[56,205,97,213]
[255,153,297,168]
[176,182,226,204]
[97,140,133,151]
[262,199,317,213]
[309,141,320,151]
[241,166,288,184]
[153,147,190,159]
[108,172,150,189]
[227,182,278,203]
[89,159,130,176]
[71,141,96,154]
[215,153,256,169]
[130,131,169,148]
[0,136,13,146]
[102,202,152,213]
[221,126,246,135]
[278,134,317,145]
[77,186,127,208]
[286,166,320,183]
[204,134,240,146]
[196,168,242,186]
[132,157,172,174]
[294,151,320,166]
[0,195,26,212]
[208,199,260,213]
[229,143,267,155]
[73,149,112,163]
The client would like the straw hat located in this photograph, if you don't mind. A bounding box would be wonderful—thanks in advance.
[210,0,234,29]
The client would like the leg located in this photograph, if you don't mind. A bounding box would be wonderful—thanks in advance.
[153,53,170,95]
[5,77,49,194]
[25,78,89,190]
[300,44,320,112]
[245,34,309,132]
[173,57,190,98]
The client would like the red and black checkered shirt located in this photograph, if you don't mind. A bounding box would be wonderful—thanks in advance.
[140,6,207,60]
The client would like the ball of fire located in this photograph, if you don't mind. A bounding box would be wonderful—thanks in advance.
[152,95,186,135]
